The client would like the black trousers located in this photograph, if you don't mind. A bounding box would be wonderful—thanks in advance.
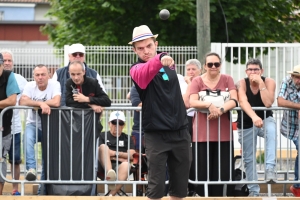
[195,141,235,197]
[187,116,195,192]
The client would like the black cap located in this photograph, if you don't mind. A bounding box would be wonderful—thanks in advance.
[0,53,3,64]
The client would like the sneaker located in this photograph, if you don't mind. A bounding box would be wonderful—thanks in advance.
[187,190,196,196]
[106,169,116,191]
[137,189,143,196]
[25,168,37,181]
[12,190,21,195]
[290,185,300,197]
[265,168,276,183]
[248,191,259,197]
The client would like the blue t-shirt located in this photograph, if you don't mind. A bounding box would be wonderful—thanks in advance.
[7,73,20,96]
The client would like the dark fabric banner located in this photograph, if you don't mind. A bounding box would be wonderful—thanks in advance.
[41,109,100,195]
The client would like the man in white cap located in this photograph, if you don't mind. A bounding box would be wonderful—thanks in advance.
[129,25,191,200]
[278,64,300,197]
[52,43,106,106]
[0,49,27,195]
[97,111,135,196]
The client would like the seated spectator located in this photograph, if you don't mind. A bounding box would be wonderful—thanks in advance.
[65,61,111,111]
[20,65,61,185]
[98,111,135,196]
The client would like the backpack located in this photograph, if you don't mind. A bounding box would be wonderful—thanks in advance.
[233,168,249,196]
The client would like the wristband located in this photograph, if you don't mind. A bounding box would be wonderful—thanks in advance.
[159,53,167,60]
[208,103,212,109]
[260,87,266,91]
[230,99,238,107]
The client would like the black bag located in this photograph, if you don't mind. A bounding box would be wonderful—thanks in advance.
[233,156,249,196]
[41,109,100,195]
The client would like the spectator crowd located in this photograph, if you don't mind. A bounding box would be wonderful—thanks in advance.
[0,25,300,199]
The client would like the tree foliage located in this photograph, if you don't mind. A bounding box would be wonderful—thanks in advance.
[42,0,300,48]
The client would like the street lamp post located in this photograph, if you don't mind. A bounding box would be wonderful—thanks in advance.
[197,0,211,64]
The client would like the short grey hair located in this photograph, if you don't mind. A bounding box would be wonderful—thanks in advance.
[185,59,201,69]
[0,49,14,62]
[246,58,262,69]
[69,61,85,71]
[33,64,49,75]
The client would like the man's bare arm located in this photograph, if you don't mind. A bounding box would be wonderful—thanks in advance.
[259,77,276,108]
[20,95,43,107]
[278,97,300,109]
[0,94,17,109]
[44,95,61,107]
[238,79,258,119]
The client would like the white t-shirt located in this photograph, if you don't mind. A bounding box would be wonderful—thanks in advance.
[23,79,61,129]
[11,73,28,134]
[177,74,194,117]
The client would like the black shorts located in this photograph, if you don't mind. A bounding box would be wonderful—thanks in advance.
[144,129,192,198]
[97,160,121,179]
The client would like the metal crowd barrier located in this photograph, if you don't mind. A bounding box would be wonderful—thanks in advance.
[0,106,299,197]
[187,106,298,197]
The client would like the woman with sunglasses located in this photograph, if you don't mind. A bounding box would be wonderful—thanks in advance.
[189,52,238,196]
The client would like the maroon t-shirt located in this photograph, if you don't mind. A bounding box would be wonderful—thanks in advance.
[190,74,235,142]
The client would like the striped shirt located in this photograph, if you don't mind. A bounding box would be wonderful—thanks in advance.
[278,76,300,140]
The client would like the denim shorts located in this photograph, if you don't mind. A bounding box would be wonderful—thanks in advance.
[132,130,144,150]
[8,132,22,164]
[1,134,12,183]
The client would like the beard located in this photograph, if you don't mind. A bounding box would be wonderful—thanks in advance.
[292,81,300,89]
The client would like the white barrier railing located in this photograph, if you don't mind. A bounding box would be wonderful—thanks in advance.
[0,106,299,197]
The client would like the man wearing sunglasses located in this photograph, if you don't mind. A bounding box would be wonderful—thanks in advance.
[129,25,191,200]
[52,43,106,106]
[236,58,276,197]
[97,111,135,196]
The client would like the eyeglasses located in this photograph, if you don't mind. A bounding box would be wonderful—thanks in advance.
[246,68,260,72]
[207,62,221,68]
[72,52,84,57]
[159,68,169,81]
[111,120,125,126]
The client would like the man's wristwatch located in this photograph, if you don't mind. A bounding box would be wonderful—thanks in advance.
[220,107,225,114]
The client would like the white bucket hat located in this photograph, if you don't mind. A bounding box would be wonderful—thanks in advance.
[287,65,300,76]
[128,25,158,45]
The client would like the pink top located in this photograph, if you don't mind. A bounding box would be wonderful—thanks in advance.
[189,74,235,142]
[130,53,166,89]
